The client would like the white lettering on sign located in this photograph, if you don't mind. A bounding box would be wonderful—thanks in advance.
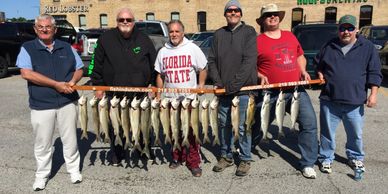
[44,5,89,14]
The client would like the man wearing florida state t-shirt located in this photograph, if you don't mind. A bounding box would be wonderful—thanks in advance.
[253,3,319,179]
[155,20,207,177]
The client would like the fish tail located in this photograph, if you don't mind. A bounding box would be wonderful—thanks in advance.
[203,136,211,144]
[213,137,220,146]
[182,138,190,148]
[142,147,150,159]
[81,130,88,140]
[134,142,142,152]
[115,136,123,146]
[165,135,172,145]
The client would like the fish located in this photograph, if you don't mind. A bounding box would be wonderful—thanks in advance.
[260,92,271,142]
[120,96,132,150]
[245,95,256,134]
[140,96,151,158]
[151,98,161,146]
[275,91,286,138]
[78,95,88,140]
[200,99,210,144]
[181,98,191,148]
[231,96,240,143]
[89,96,100,142]
[160,98,171,145]
[290,89,300,131]
[209,96,220,146]
[190,95,201,145]
[170,98,181,151]
[99,95,111,144]
[110,96,122,146]
[130,97,142,152]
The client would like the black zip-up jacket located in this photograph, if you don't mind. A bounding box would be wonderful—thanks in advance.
[207,22,257,96]
[90,27,157,95]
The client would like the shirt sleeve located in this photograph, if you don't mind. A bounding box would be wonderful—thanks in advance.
[72,47,84,70]
[154,50,162,74]
[16,47,32,69]
[193,44,207,71]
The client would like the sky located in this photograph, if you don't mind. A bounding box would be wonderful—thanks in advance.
[0,0,40,20]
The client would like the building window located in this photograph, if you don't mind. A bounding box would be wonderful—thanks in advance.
[359,5,373,28]
[325,7,337,24]
[100,14,108,28]
[197,11,206,32]
[53,15,66,20]
[146,12,155,20]
[291,8,303,30]
[53,0,60,2]
[171,12,180,20]
[79,14,86,28]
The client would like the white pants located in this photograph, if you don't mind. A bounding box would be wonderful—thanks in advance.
[31,102,80,179]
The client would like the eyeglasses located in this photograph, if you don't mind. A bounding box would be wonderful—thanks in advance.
[117,18,134,23]
[35,25,54,31]
[225,8,241,13]
[339,26,355,32]
[263,12,280,18]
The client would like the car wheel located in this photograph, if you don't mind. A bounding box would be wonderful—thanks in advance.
[0,56,9,79]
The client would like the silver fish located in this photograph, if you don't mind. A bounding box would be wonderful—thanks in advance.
[78,95,88,140]
[245,95,256,134]
[151,98,161,146]
[210,96,220,146]
[140,96,151,158]
[130,97,142,152]
[89,96,100,142]
[275,91,286,138]
[170,98,181,151]
[181,98,191,148]
[201,99,210,144]
[160,98,171,145]
[110,96,122,146]
[231,96,240,143]
[99,95,111,143]
[190,95,201,145]
[290,89,300,131]
[120,96,132,150]
[260,93,271,142]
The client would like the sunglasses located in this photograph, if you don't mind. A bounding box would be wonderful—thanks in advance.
[339,26,355,32]
[225,8,241,13]
[117,18,134,23]
[263,12,280,18]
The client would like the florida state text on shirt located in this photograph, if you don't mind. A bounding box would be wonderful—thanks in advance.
[162,55,193,83]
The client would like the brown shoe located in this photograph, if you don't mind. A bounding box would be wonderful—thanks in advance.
[235,160,250,176]
[191,168,202,177]
[212,157,234,172]
[169,160,180,169]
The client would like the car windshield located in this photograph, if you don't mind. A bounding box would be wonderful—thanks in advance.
[371,28,388,41]
[199,36,213,48]
[294,26,338,51]
[191,32,213,41]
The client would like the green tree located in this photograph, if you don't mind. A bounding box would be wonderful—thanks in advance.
[10,17,27,22]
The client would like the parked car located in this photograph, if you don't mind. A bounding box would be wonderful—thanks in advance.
[135,20,169,52]
[190,31,214,46]
[199,36,213,58]
[0,20,77,78]
[379,42,388,76]
[358,25,388,50]
[292,23,338,80]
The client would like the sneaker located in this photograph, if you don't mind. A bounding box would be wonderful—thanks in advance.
[302,167,317,179]
[235,161,251,176]
[70,173,83,184]
[319,163,332,174]
[33,178,47,191]
[169,160,181,169]
[111,153,122,167]
[212,157,234,172]
[190,168,202,177]
[348,159,365,172]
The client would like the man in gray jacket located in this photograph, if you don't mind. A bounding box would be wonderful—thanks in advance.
[208,0,257,176]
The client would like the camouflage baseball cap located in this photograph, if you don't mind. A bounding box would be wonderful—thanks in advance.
[339,15,357,27]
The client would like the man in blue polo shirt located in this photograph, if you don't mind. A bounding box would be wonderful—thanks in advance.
[16,14,84,191]
[314,15,382,180]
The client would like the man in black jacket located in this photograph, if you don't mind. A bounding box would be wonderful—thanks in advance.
[208,0,257,177]
[89,8,157,166]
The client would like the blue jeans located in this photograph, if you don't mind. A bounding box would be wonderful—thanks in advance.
[218,95,251,161]
[252,87,318,168]
[318,100,365,164]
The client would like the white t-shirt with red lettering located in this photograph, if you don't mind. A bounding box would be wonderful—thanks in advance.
[155,37,207,99]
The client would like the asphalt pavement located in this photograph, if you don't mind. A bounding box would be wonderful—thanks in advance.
[0,75,388,194]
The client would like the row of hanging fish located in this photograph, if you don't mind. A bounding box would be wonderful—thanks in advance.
[77,90,301,149]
